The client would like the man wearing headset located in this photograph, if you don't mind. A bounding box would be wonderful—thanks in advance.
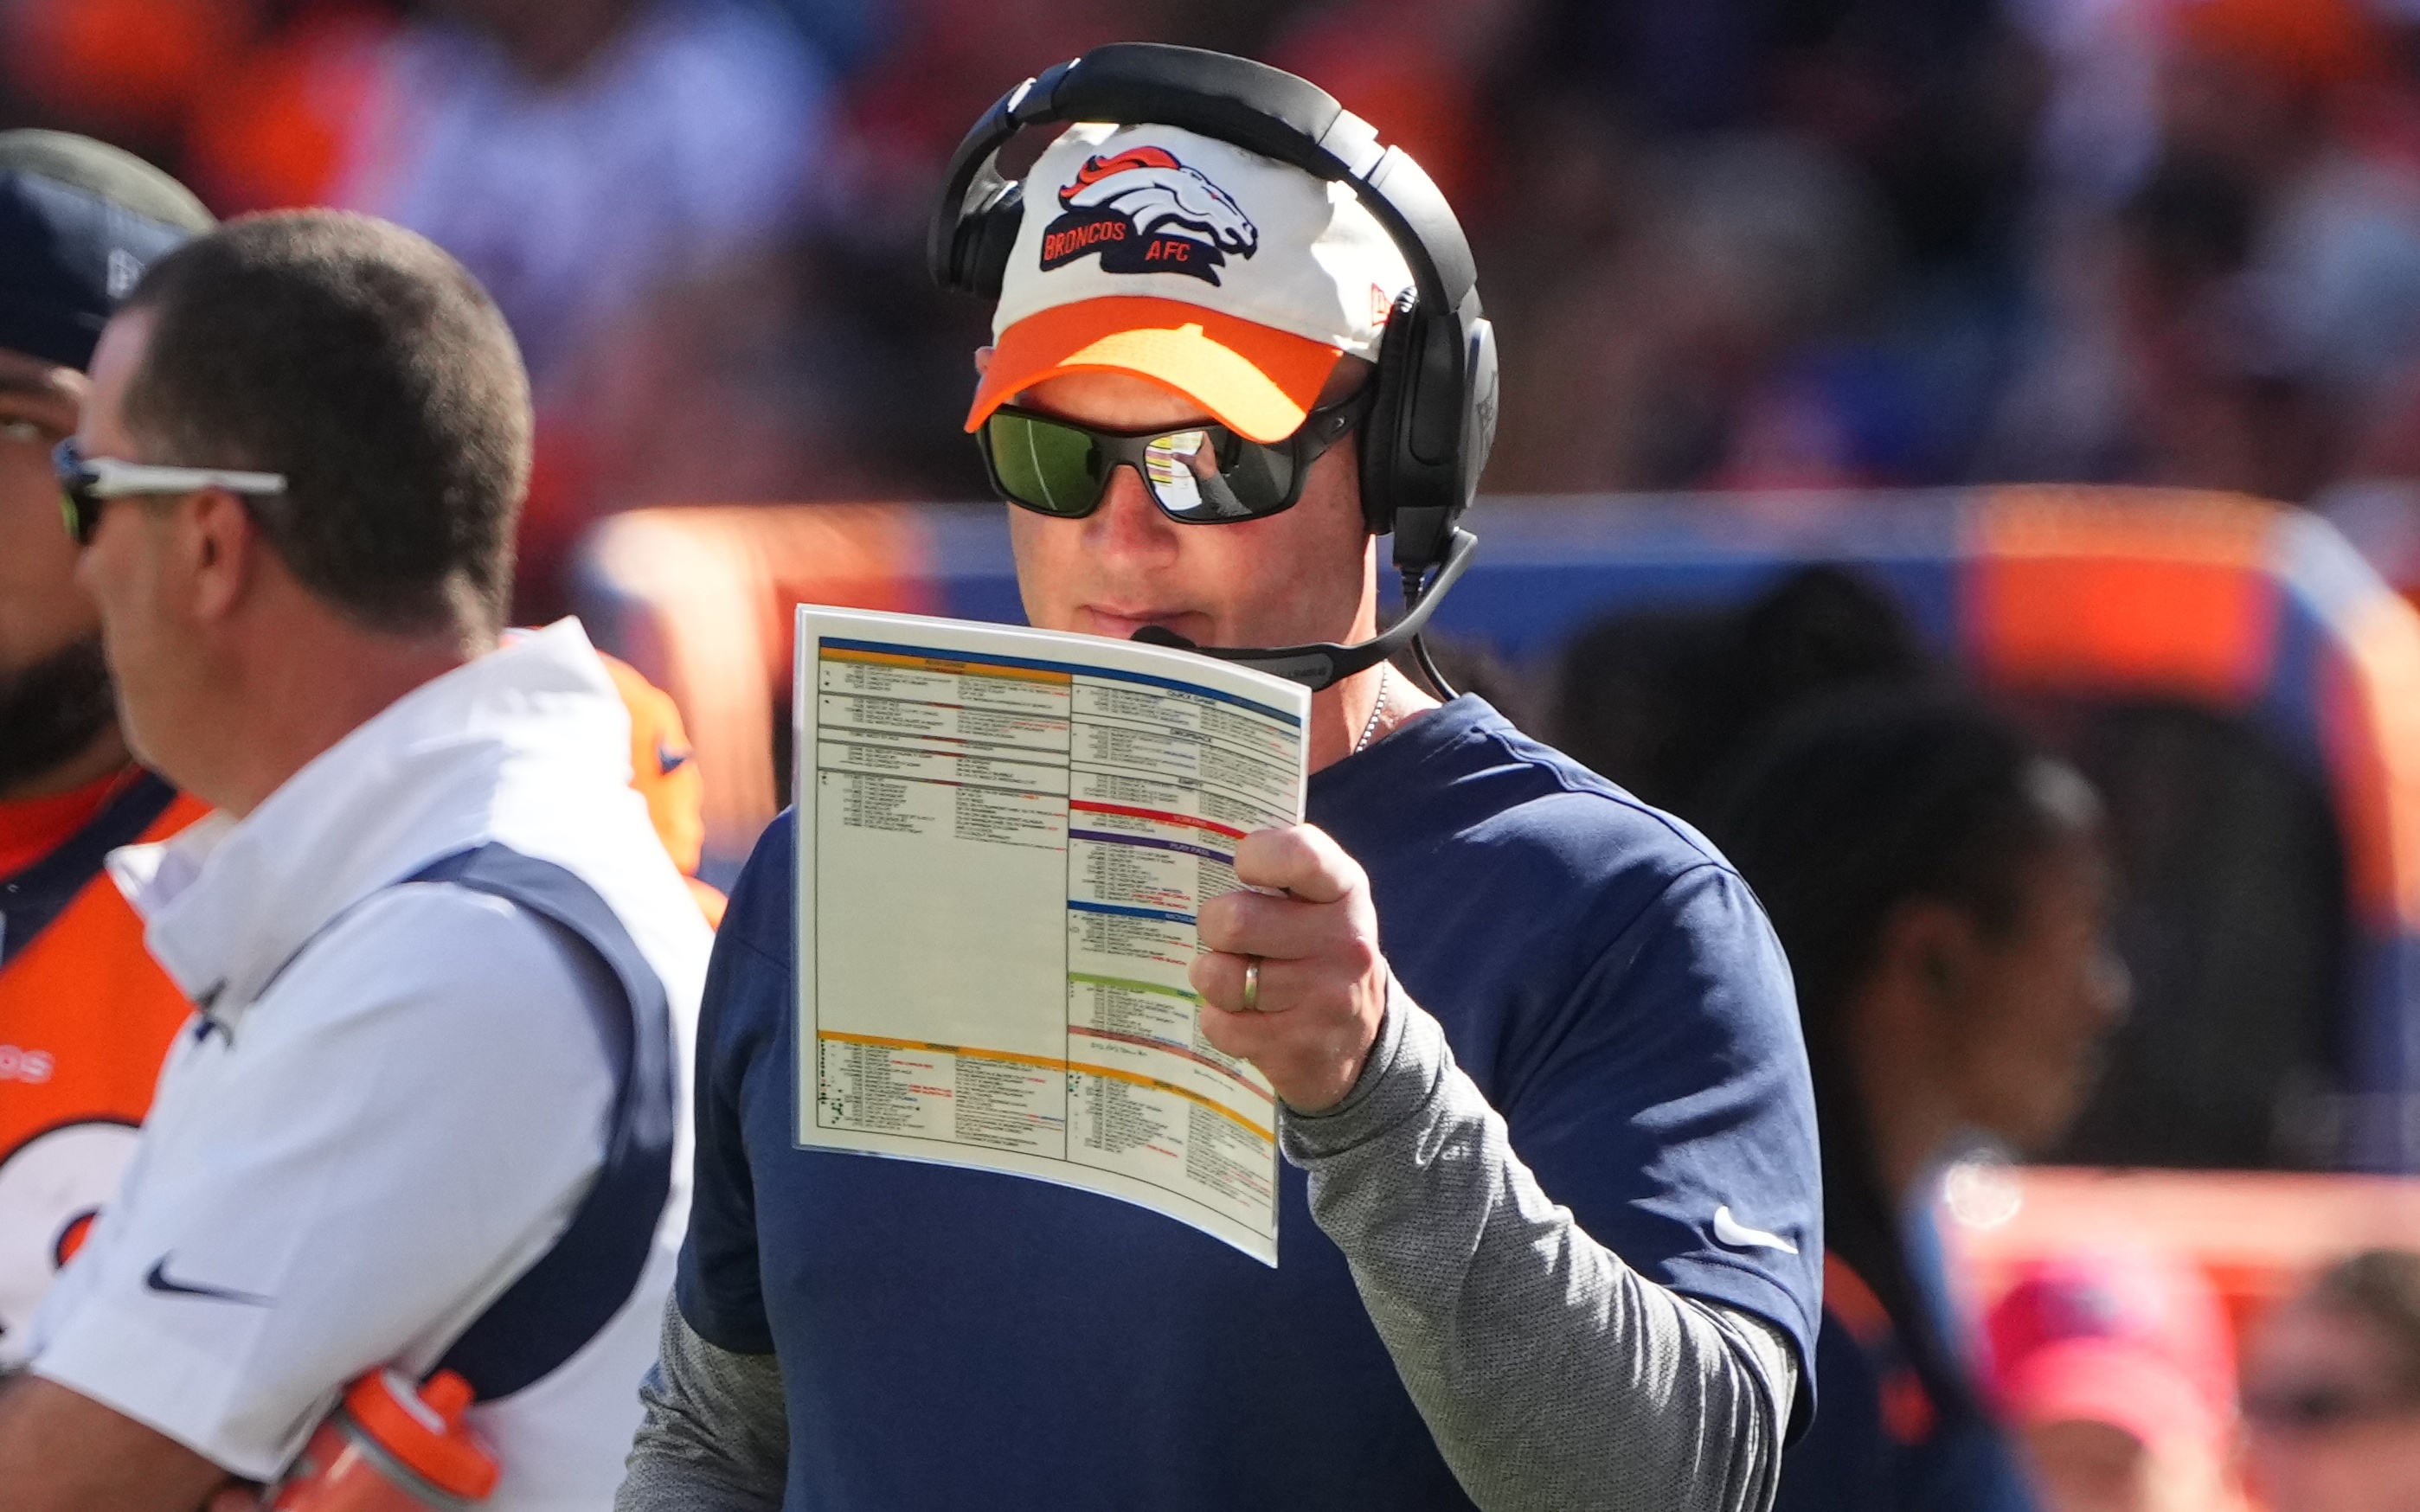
[624,48,1821,1512]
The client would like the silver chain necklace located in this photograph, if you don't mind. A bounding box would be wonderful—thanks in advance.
[1354,665,1391,755]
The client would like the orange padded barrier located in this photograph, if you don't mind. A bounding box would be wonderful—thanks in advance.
[1966,488,2279,708]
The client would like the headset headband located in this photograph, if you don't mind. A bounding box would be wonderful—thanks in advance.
[931,44,1480,333]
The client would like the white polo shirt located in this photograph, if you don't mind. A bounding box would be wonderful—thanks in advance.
[22,620,709,1509]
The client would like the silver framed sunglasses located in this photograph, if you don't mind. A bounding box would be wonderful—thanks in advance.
[55,437,287,545]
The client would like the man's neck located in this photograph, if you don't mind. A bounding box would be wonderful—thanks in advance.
[1849,1018,1960,1209]
[1306,660,1443,773]
[196,624,489,818]
[0,723,134,804]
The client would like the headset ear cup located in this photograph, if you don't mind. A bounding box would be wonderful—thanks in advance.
[1461,315,1498,503]
[952,181,1025,299]
[1359,288,1424,537]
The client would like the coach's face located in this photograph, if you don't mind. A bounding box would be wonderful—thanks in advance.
[998,362,1378,654]
[70,311,208,778]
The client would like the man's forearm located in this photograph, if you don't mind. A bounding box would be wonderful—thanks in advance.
[0,1373,235,1512]
[617,1297,787,1512]
[1282,990,1796,1512]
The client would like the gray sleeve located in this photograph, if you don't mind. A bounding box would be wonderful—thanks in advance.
[617,1296,788,1512]
[1281,985,1800,1512]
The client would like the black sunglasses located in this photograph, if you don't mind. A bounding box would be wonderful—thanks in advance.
[2244,1381,2420,1432]
[55,437,289,545]
[977,387,1373,524]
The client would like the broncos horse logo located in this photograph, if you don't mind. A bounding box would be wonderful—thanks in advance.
[1038,148,1259,285]
[0,1120,139,1350]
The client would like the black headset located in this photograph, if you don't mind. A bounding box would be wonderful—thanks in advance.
[930,42,1494,694]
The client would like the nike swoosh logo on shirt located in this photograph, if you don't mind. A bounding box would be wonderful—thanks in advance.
[657,741,690,776]
[1711,1206,1799,1254]
[144,1256,272,1305]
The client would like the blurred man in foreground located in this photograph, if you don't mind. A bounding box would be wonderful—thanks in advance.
[2245,1249,2420,1512]
[0,131,215,1352]
[0,210,709,1509]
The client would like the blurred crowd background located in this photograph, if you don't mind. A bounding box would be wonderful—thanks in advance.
[24,2,2420,1507]
[26,0,2420,612]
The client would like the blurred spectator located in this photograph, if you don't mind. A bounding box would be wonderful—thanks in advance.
[0,1,414,218]
[2006,0,2162,215]
[1985,1248,2245,1512]
[1480,0,2040,493]
[827,0,1269,234]
[325,0,829,391]
[1989,0,2420,503]
[763,0,885,74]
[2243,1249,2420,1512]
[1710,690,2128,1511]
[1479,124,1905,492]
[301,0,832,616]
[0,0,260,151]
[5,0,838,378]
[1262,0,1525,209]
[2,0,834,620]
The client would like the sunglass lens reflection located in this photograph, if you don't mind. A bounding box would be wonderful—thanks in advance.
[1140,429,1282,521]
[986,413,1093,516]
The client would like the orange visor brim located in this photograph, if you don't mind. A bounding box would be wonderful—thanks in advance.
[966,297,1346,445]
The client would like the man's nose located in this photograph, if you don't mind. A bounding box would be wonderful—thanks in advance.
[1083,461,1179,562]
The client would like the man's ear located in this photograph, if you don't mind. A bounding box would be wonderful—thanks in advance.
[973,346,993,377]
[1875,897,1980,1016]
[183,487,262,624]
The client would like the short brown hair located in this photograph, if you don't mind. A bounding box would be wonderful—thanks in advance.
[119,210,530,636]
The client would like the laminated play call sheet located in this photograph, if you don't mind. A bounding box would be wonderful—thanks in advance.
[794,605,1312,1265]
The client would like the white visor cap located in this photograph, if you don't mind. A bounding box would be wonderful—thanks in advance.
[967,121,1417,443]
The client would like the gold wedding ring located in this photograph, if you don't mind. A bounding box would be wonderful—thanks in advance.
[1242,955,1261,1013]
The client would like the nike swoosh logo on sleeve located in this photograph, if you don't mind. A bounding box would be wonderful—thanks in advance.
[1711,1206,1800,1254]
[144,1256,272,1305]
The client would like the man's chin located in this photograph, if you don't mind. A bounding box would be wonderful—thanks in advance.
[0,635,119,793]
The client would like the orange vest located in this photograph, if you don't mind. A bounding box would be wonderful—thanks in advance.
[0,775,209,1342]
[1824,1251,1941,1446]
